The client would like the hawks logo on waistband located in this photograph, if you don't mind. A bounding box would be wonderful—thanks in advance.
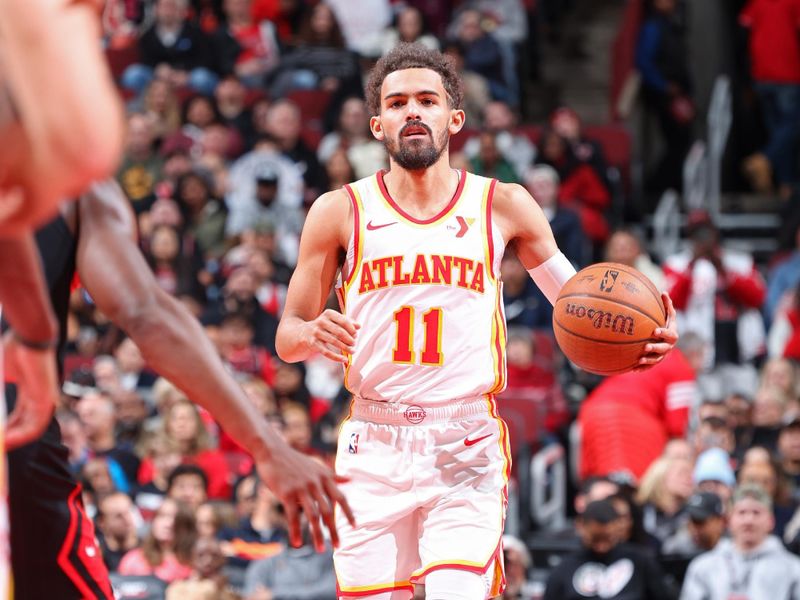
[358,254,485,295]
[404,406,427,424]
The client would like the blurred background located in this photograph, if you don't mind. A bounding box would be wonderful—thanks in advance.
[60,0,800,598]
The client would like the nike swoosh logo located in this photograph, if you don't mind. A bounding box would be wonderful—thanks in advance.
[464,433,492,447]
[366,220,397,231]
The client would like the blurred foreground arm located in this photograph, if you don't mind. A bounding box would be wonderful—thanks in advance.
[76,180,353,550]
[0,0,124,233]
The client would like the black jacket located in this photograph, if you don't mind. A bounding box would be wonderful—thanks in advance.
[139,22,218,73]
[543,543,677,600]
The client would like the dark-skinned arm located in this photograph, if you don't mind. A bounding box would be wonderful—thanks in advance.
[0,233,57,345]
[76,179,354,550]
[0,232,60,449]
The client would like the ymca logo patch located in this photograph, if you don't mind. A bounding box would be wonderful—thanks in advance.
[348,433,359,454]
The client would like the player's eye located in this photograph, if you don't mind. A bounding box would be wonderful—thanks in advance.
[421,98,434,106]
[390,100,404,109]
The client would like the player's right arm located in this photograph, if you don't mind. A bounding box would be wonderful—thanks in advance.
[276,189,359,365]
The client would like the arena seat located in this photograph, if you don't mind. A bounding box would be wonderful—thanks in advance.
[287,90,331,127]
[286,89,332,152]
[449,127,480,154]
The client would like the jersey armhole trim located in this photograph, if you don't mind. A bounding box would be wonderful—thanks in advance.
[342,183,363,291]
[483,178,499,281]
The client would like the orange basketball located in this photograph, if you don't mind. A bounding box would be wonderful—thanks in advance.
[552,262,666,376]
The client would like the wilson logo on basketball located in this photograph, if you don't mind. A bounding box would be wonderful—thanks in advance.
[564,303,635,336]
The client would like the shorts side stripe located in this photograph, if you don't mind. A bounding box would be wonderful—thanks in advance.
[71,489,114,599]
[409,536,504,582]
[336,579,415,597]
[56,486,97,600]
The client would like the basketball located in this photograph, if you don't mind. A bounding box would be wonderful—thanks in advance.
[552,262,666,376]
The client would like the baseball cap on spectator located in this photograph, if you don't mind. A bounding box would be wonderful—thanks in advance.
[255,165,279,185]
[62,367,96,398]
[733,483,773,509]
[685,492,724,521]
[581,499,620,525]
[693,447,736,487]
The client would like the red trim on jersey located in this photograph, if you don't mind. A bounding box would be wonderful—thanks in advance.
[336,581,415,597]
[376,169,466,225]
[343,184,360,288]
[409,537,505,582]
[57,486,98,600]
[485,178,498,280]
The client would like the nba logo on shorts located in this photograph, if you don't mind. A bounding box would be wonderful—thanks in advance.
[348,433,359,454]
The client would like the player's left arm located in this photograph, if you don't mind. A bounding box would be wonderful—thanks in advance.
[493,182,678,370]
[76,179,354,550]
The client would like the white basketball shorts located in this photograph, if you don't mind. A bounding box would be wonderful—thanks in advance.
[333,396,511,598]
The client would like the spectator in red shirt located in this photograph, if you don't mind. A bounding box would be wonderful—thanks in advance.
[536,128,611,250]
[214,0,281,88]
[139,399,232,500]
[549,106,610,188]
[739,0,800,197]
[579,332,705,482]
[219,312,276,385]
[770,282,800,360]
[664,210,767,370]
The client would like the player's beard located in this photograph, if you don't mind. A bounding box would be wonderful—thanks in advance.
[385,120,449,171]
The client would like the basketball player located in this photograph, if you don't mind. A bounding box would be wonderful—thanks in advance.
[0,234,62,598]
[276,44,678,599]
[0,0,122,439]
[0,0,124,234]
[3,179,354,599]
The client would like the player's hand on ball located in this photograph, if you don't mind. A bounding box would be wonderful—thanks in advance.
[3,334,59,450]
[634,291,678,372]
[303,309,360,364]
[257,443,355,552]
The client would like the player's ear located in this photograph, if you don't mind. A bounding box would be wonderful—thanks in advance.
[370,116,384,141]
[449,109,466,136]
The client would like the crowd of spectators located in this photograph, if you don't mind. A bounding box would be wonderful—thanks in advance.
[43,0,800,598]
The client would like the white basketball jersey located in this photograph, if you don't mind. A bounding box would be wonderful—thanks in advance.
[337,170,507,405]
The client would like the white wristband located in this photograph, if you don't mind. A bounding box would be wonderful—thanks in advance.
[527,251,576,306]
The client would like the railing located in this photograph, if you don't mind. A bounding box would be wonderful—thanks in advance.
[529,443,567,530]
[652,189,681,261]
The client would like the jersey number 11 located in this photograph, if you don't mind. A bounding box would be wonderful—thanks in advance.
[392,306,443,366]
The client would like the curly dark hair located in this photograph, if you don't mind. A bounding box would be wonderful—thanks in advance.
[365,43,464,115]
